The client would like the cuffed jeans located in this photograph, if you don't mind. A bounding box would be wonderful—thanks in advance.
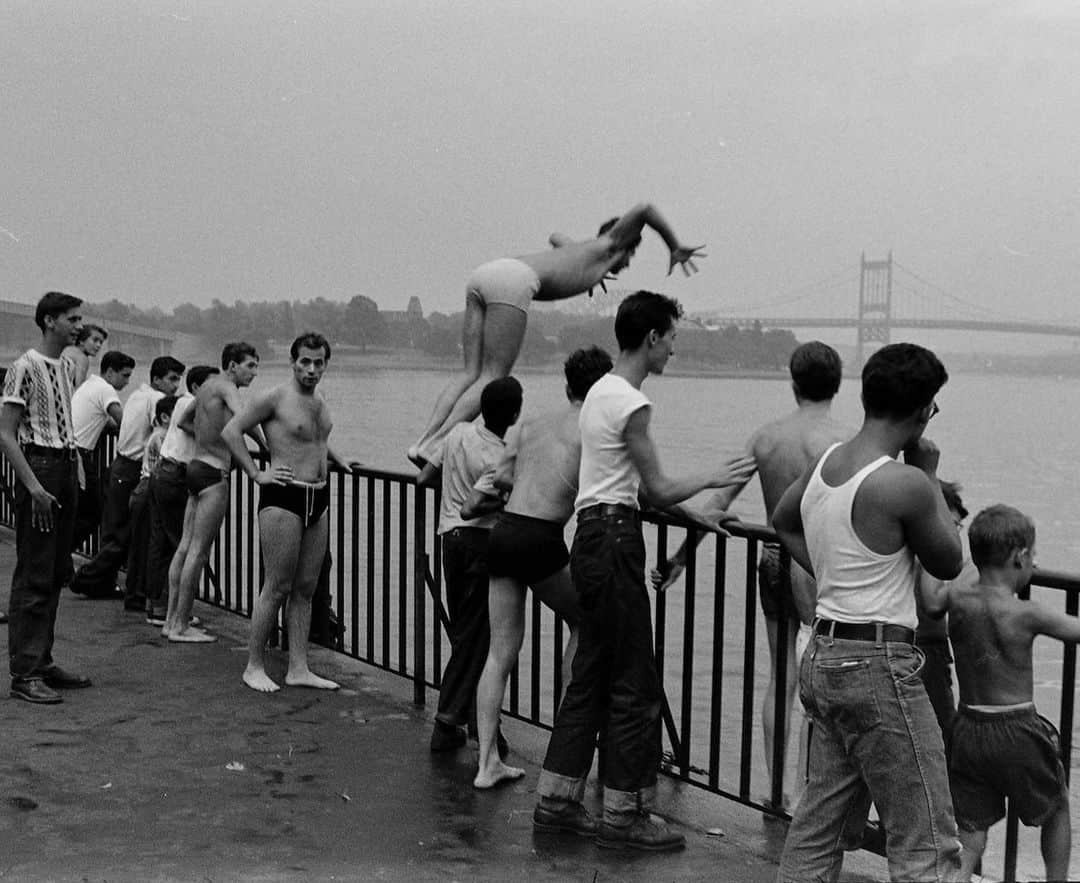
[9,448,78,679]
[778,635,962,883]
[72,454,140,597]
[538,512,661,821]
[434,527,490,728]
[146,459,187,608]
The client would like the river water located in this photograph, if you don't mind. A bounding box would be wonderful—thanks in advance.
[252,362,1078,880]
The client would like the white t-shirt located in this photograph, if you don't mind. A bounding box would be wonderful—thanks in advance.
[159,393,197,464]
[116,383,164,460]
[437,420,505,534]
[574,372,651,512]
[71,374,121,450]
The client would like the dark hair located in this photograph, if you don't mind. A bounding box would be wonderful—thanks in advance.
[185,365,219,393]
[220,342,258,370]
[614,290,683,351]
[564,346,613,401]
[154,394,179,423]
[940,480,968,521]
[290,332,331,362]
[968,504,1035,570]
[77,324,108,344]
[480,376,523,434]
[150,355,186,381]
[790,341,842,401]
[598,216,642,252]
[99,350,135,374]
[861,343,947,420]
[35,292,82,332]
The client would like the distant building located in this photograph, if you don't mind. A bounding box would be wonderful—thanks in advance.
[381,297,428,348]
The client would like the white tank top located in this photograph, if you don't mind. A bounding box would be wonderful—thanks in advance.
[801,443,918,628]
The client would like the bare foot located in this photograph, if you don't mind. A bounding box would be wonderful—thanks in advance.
[168,626,216,643]
[243,667,281,693]
[473,760,526,790]
[285,670,340,690]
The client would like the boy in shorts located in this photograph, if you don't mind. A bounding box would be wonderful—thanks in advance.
[943,504,1073,881]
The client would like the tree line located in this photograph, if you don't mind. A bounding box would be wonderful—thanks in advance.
[85,296,801,371]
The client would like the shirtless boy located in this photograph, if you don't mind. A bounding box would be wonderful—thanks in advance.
[410,203,705,466]
[472,346,613,789]
[654,340,851,808]
[942,504,1073,882]
[224,333,357,692]
[162,342,264,642]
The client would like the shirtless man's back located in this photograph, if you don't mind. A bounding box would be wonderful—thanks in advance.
[473,347,613,789]
[163,343,261,642]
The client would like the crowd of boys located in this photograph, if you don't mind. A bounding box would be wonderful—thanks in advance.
[2,288,1077,881]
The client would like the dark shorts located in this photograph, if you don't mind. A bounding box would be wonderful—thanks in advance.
[488,511,569,586]
[758,542,798,621]
[258,481,330,528]
[949,704,1067,831]
[186,459,228,496]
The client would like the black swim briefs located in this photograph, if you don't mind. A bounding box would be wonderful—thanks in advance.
[186,458,229,496]
[257,480,330,528]
[487,511,569,586]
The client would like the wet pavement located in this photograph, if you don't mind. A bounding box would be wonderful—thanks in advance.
[0,527,886,881]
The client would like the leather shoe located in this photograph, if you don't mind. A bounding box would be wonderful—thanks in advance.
[430,719,466,752]
[11,677,63,704]
[596,811,685,852]
[532,802,599,837]
[41,665,92,689]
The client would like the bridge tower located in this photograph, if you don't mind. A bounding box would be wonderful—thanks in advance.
[855,251,893,370]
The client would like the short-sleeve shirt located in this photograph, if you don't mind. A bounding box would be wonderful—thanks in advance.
[1,349,78,450]
[71,374,121,450]
[437,419,506,534]
[116,383,164,460]
[159,393,197,464]
[575,372,651,512]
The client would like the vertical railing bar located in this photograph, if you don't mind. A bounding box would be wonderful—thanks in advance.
[1059,588,1078,780]
[1003,807,1019,883]
[350,474,360,659]
[553,612,565,718]
[413,482,427,706]
[398,482,408,673]
[432,486,443,681]
[246,466,256,615]
[771,547,791,811]
[655,522,669,683]
[366,478,375,662]
[680,531,697,778]
[739,536,758,800]
[381,478,391,670]
[530,592,542,723]
[708,534,727,790]
[335,471,346,652]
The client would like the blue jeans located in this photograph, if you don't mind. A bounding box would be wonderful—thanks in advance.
[146,459,187,609]
[778,635,962,883]
[8,448,79,679]
[72,454,140,597]
[537,511,661,821]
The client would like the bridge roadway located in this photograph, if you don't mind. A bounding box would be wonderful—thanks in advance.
[0,528,887,882]
[700,315,1080,337]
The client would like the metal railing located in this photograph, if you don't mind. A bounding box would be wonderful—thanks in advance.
[1,448,1076,882]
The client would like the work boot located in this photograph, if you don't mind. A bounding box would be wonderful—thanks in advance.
[596,811,686,852]
[532,801,599,837]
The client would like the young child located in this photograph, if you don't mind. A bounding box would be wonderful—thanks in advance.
[945,504,1073,882]
[124,395,178,621]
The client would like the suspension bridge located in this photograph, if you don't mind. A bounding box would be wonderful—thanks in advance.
[546,254,1080,367]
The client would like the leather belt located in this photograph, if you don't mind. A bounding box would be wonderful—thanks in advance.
[813,618,915,644]
[23,443,78,461]
[577,503,639,524]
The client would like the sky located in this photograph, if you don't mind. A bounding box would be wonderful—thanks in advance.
[2,0,1079,334]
